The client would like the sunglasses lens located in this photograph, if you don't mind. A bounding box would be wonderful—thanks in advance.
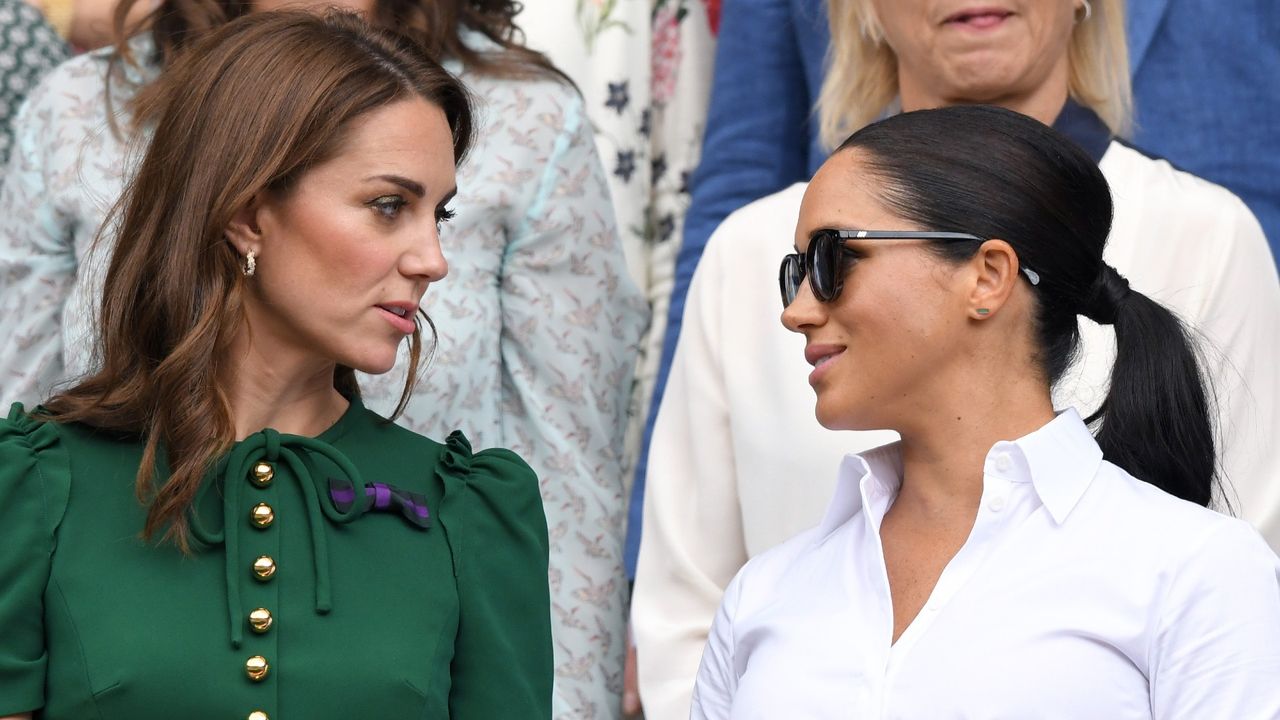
[780,255,804,307]
[807,233,839,302]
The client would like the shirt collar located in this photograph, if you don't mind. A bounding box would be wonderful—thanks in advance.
[815,409,1104,542]
[1052,99,1113,164]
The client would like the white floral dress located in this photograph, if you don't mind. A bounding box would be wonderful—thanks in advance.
[0,31,647,720]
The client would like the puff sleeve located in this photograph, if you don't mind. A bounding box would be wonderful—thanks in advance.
[0,403,70,715]
[436,432,553,719]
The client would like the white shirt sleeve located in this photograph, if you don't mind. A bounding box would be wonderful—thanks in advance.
[690,569,744,720]
[1148,518,1280,718]
[1189,195,1280,551]
[633,225,750,720]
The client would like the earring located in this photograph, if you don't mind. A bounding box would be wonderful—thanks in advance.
[243,250,257,277]
[976,308,991,316]
[1074,0,1092,23]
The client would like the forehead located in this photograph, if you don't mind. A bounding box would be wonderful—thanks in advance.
[303,98,456,189]
[795,150,912,248]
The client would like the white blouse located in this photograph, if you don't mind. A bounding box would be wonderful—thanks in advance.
[690,410,1280,719]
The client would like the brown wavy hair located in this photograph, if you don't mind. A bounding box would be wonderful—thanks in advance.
[41,11,474,551]
[111,0,566,82]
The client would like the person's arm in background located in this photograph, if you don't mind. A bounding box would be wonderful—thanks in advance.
[0,72,79,407]
[632,220,750,720]
[1188,197,1280,551]
[497,83,649,718]
[624,0,829,583]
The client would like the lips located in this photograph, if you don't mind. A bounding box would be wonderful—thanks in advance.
[943,6,1014,28]
[804,344,846,368]
[376,303,417,335]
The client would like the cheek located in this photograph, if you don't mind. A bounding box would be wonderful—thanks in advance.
[263,209,397,306]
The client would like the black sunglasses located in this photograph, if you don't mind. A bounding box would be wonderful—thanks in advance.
[779,229,1041,308]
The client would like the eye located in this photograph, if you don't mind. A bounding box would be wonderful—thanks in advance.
[435,206,456,229]
[367,194,407,220]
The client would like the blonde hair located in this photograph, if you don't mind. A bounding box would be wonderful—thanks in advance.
[818,0,1133,149]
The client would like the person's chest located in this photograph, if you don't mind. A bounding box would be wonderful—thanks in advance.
[727,501,1158,719]
[42,433,459,719]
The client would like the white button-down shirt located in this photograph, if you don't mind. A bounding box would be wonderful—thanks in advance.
[691,410,1280,719]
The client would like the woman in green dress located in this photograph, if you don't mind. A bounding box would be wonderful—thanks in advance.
[0,11,551,720]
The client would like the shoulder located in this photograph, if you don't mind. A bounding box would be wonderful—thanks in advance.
[428,428,542,522]
[1099,140,1272,302]
[719,524,827,615]
[1102,140,1259,229]
[0,403,72,536]
[1086,461,1277,579]
[703,182,808,269]
[452,32,582,127]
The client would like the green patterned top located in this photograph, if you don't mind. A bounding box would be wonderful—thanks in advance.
[0,397,552,718]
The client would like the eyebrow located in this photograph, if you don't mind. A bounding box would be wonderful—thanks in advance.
[366,174,425,198]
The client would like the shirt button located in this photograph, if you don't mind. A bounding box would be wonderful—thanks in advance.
[248,712,270,720]
[251,461,275,488]
[989,495,1007,512]
[250,502,275,529]
[252,555,277,581]
[245,655,270,682]
[994,454,1013,473]
[248,607,274,634]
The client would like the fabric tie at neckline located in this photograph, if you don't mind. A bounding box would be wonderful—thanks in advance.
[188,429,371,648]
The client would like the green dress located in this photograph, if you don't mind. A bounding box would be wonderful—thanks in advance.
[0,398,552,719]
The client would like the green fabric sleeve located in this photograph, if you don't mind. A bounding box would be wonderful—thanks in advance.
[0,403,70,715]
[439,433,553,719]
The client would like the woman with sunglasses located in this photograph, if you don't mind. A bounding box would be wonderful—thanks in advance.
[0,0,644,712]
[690,105,1280,718]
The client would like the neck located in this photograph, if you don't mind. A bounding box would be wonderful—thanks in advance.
[222,330,349,440]
[898,68,1070,128]
[891,375,1055,521]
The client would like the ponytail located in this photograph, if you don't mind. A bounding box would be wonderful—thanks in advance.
[1082,266,1217,506]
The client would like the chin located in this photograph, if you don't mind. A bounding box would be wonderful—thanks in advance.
[814,393,886,433]
[342,347,400,376]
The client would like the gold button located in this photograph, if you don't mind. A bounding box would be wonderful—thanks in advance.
[245,655,269,682]
[248,607,273,634]
[252,555,276,581]
[248,712,269,720]
[251,461,274,487]
[250,502,274,529]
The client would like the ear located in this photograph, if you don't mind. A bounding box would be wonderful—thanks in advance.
[224,195,266,258]
[967,239,1021,320]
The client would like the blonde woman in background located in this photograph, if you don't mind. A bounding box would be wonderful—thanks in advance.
[632,1,1280,717]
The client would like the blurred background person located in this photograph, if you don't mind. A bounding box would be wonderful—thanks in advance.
[0,1,644,717]
[0,0,67,173]
[632,0,1280,717]
[0,12,552,719]
[692,103,1280,719]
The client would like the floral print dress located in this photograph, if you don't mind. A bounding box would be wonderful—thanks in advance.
[0,30,646,720]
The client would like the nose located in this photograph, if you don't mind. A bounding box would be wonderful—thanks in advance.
[401,226,449,283]
[780,280,825,334]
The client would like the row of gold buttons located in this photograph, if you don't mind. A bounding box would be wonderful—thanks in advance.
[246,461,276,720]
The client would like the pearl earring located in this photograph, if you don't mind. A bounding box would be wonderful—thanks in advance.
[244,250,257,277]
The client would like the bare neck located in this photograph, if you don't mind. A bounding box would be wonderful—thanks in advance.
[222,331,349,441]
[891,375,1055,522]
[898,71,1069,129]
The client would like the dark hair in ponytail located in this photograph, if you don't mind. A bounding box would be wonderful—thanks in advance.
[836,105,1217,506]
